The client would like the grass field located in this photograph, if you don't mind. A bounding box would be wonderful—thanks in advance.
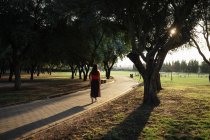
[23,71,210,140]
[0,71,209,107]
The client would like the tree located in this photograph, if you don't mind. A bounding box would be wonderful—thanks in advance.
[0,0,53,88]
[190,0,210,66]
[102,0,201,105]
[172,61,181,72]
[0,0,38,89]
[180,60,188,72]
[200,61,210,73]
[102,33,129,79]
[161,62,172,72]
[187,60,199,73]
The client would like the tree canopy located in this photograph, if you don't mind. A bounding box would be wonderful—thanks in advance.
[0,0,208,105]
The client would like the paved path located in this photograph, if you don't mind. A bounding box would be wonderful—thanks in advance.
[0,75,138,140]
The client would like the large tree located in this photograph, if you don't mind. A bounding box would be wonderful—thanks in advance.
[187,60,199,73]
[102,33,129,79]
[190,0,210,66]
[200,61,210,73]
[102,0,201,105]
[0,0,52,89]
[0,0,37,89]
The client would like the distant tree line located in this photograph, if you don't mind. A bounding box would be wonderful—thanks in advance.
[161,60,210,73]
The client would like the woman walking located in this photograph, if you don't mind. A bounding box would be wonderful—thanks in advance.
[89,64,101,103]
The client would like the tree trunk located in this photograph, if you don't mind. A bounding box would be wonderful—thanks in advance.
[30,70,34,80]
[103,57,116,79]
[14,60,21,90]
[156,73,162,91]
[0,62,5,78]
[74,67,77,76]
[30,64,36,80]
[127,52,165,106]
[77,65,83,80]
[26,67,30,74]
[71,71,74,79]
[0,68,2,78]
[9,61,14,82]
[82,64,90,81]
[49,70,52,75]
[105,68,111,79]
[79,68,82,79]
[37,65,40,76]
[143,76,160,106]
[70,65,75,79]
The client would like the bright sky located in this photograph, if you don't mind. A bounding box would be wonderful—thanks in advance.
[116,47,210,67]
[117,24,210,67]
[165,47,207,63]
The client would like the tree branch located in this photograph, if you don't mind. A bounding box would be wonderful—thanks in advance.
[191,37,210,65]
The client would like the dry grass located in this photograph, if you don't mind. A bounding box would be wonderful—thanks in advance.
[23,84,210,140]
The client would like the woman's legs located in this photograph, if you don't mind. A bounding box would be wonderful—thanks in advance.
[91,97,97,103]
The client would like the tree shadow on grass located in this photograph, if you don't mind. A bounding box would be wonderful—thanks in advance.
[101,104,156,140]
[0,103,92,140]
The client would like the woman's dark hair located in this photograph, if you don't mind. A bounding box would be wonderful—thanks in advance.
[91,64,98,74]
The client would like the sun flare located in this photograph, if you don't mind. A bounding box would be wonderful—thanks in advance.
[170,28,176,36]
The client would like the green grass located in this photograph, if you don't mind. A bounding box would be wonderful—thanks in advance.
[139,72,210,140]
[99,71,210,139]
[160,72,209,86]
[110,71,209,86]
[25,71,210,139]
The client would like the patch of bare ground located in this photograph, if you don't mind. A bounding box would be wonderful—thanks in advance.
[0,79,90,107]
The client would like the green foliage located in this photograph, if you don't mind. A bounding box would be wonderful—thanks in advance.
[200,61,210,73]
[180,60,188,73]
[188,60,199,73]
[161,60,201,73]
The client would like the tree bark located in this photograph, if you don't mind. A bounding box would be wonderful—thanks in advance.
[77,65,83,79]
[104,63,111,79]
[14,61,21,90]
[128,52,165,106]
[70,65,75,79]
[82,64,90,81]
[143,77,159,105]
[156,73,162,91]
[30,64,36,80]
[0,61,5,78]
[105,68,111,79]
[37,65,40,76]
[103,58,116,79]
[11,43,22,90]
[9,61,14,82]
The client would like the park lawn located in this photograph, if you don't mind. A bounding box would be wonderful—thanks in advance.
[27,73,210,140]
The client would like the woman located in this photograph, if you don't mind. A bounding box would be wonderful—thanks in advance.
[89,64,101,103]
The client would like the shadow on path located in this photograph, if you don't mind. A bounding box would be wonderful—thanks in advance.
[0,89,90,119]
[101,104,155,140]
[0,103,92,140]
